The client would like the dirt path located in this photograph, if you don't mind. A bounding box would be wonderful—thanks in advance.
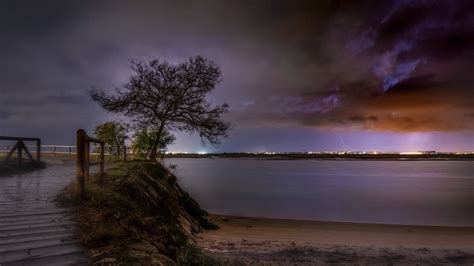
[0,160,88,265]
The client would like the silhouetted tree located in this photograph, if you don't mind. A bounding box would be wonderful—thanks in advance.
[94,121,128,159]
[90,56,230,161]
[132,127,175,159]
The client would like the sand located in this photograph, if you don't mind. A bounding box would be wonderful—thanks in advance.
[197,215,474,265]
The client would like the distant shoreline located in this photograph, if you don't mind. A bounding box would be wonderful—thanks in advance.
[166,153,474,161]
[208,214,474,230]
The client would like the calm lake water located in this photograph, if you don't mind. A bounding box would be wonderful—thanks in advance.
[167,159,474,227]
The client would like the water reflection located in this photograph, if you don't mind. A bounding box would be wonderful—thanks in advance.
[168,159,474,226]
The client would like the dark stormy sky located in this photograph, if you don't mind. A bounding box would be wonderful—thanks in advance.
[0,0,473,152]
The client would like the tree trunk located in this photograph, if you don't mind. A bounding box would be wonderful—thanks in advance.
[148,123,164,161]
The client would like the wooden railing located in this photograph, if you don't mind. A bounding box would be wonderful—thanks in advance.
[1,145,130,159]
[76,129,105,197]
[0,136,41,166]
[34,145,76,158]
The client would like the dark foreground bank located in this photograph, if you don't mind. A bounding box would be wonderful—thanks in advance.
[58,161,237,265]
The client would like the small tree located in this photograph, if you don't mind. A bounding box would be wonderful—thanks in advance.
[132,127,175,159]
[94,121,128,159]
[90,56,230,161]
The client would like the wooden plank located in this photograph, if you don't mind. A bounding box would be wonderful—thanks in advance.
[0,162,89,264]
[3,142,19,163]
[0,136,40,142]
[17,141,23,166]
[20,141,35,162]
[36,139,41,162]
[84,135,103,144]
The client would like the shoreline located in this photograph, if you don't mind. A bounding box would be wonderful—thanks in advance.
[197,214,474,264]
[208,213,474,229]
[201,214,474,249]
[168,156,474,161]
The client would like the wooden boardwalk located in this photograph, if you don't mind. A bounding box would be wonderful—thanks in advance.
[0,161,88,265]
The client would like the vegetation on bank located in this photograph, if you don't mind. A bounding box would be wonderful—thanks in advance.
[58,160,236,265]
[93,120,176,160]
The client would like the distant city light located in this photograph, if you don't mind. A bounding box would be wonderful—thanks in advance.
[159,150,474,155]
[400,151,423,155]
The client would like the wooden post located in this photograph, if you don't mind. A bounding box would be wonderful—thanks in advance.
[69,147,72,158]
[17,140,23,167]
[84,141,90,181]
[36,139,41,162]
[76,129,86,197]
[100,142,105,175]
[123,146,127,162]
[21,141,35,162]
[53,146,56,157]
[3,142,19,163]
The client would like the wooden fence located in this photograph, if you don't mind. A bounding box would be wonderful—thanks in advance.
[0,144,131,159]
[76,129,105,197]
[0,136,41,166]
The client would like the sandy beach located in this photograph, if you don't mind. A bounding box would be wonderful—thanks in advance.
[197,215,474,265]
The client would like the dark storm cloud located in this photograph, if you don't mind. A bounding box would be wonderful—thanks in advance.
[0,0,472,146]
[343,0,474,131]
[233,0,474,132]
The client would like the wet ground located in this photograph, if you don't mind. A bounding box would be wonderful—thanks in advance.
[0,160,89,265]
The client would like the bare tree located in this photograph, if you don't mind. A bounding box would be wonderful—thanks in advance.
[90,56,230,161]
